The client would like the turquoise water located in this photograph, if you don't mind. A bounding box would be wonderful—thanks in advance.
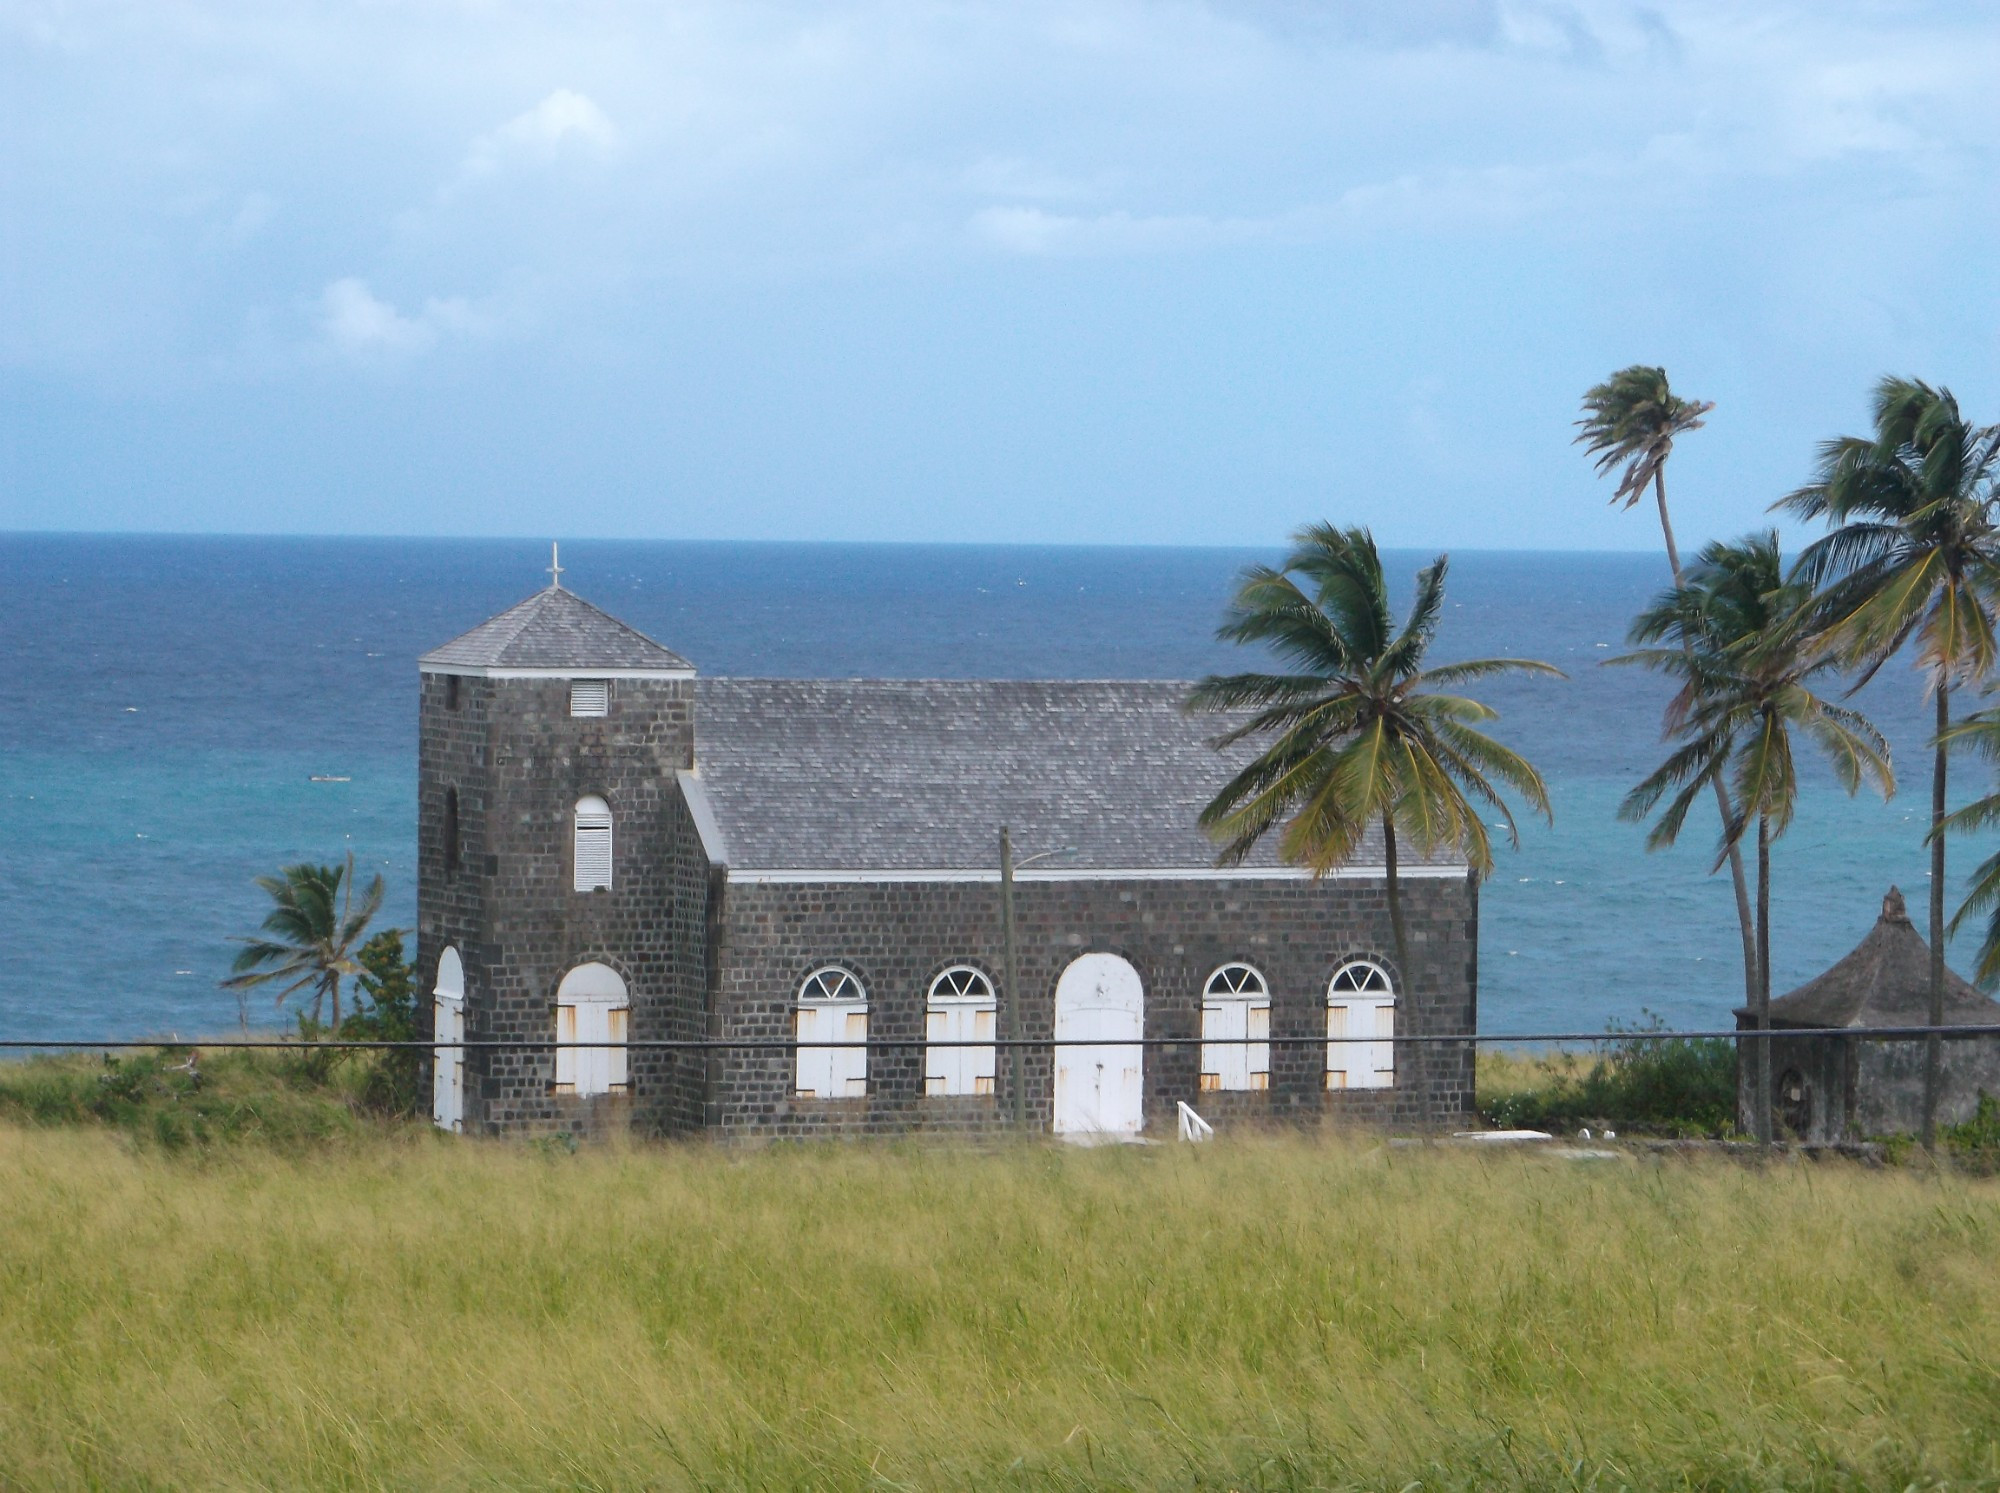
[0,534,1968,1040]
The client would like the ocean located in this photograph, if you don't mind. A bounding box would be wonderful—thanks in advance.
[0,534,1970,1042]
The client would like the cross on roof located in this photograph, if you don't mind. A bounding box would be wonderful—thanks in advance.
[548,542,564,590]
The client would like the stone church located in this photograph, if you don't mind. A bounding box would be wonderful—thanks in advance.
[415,575,1479,1140]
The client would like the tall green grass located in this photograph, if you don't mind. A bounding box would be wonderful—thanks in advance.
[1,1127,1996,1489]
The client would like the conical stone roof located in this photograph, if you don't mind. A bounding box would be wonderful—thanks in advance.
[1758,887,2000,1029]
[420,586,693,673]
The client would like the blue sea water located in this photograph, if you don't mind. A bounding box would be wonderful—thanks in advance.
[0,534,1970,1042]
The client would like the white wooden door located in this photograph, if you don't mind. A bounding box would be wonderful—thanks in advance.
[432,947,466,1134]
[432,998,464,1132]
[1052,953,1145,1137]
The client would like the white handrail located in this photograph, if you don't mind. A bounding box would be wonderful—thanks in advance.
[1176,1100,1213,1142]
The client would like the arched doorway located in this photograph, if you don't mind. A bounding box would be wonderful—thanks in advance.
[1052,953,1145,1138]
[432,947,465,1133]
[555,962,630,1097]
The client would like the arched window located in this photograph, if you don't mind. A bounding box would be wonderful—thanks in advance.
[432,947,465,1133]
[1327,960,1395,1090]
[443,786,460,876]
[573,795,612,892]
[795,967,868,1099]
[925,966,996,1097]
[1200,963,1270,1092]
[554,962,629,1097]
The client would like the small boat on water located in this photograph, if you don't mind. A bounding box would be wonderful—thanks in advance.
[309,775,351,783]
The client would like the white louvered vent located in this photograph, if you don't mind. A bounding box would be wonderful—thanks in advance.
[573,796,613,891]
[570,680,610,717]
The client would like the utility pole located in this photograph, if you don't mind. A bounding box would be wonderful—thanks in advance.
[1001,826,1023,1129]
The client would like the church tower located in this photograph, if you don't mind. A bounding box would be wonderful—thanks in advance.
[417,564,703,1137]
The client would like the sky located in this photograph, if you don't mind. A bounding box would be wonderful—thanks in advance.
[3,0,1998,548]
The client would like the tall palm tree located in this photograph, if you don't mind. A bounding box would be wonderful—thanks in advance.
[1613,533,1895,1143]
[1576,366,1761,1016]
[1186,524,1561,1130]
[1776,376,2000,1150]
[222,853,387,1029]
[1934,716,2000,987]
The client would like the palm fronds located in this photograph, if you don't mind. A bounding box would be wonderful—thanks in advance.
[221,853,388,1028]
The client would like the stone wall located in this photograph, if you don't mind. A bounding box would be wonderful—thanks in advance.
[416,670,703,1138]
[707,871,1479,1140]
[1746,1026,2000,1142]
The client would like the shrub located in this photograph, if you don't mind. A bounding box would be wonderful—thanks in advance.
[343,929,422,1117]
[1480,1013,1738,1137]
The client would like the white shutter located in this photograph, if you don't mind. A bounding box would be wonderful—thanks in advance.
[1326,1002,1349,1090]
[795,1006,833,1097]
[1247,1001,1271,1089]
[1328,999,1395,1089]
[570,680,609,717]
[574,810,613,891]
[606,1005,629,1091]
[971,1005,996,1095]
[925,1006,953,1095]
[925,995,996,1097]
[1201,999,1247,1091]
[1368,1000,1396,1088]
[555,1004,578,1092]
[837,1006,869,1096]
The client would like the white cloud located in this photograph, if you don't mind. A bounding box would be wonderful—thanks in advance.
[464,89,620,179]
[317,278,482,357]
[971,205,1274,256]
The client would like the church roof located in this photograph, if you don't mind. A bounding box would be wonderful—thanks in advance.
[420,587,693,674]
[691,678,1470,875]
[1756,887,2000,1029]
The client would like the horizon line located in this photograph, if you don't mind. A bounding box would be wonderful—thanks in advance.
[0,528,1704,557]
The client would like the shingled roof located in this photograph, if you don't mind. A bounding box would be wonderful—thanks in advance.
[690,678,1470,875]
[1756,887,2000,1028]
[420,587,693,673]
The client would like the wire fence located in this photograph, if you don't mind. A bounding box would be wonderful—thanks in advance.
[1,1025,1997,1053]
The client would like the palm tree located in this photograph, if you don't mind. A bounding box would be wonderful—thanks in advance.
[1934,718,2000,987]
[1613,533,1894,1143]
[1576,366,1761,1017]
[1186,524,1561,1130]
[1776,376,2000,1150]
[222,853,387,1029]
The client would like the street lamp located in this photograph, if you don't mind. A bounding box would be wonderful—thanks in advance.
[1000,828,1077,1130]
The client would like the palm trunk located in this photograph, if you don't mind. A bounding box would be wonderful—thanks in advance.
[1381,814,1433,1134]
[1654,468,1761,1013]
[1924,684,1948,1152]
[1755,811,1773,1147]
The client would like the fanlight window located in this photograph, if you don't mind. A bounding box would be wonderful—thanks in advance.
[573,795,613,892]
[925,966,997,1098]
[1200,963,1271,1092]
[570,679,609,718]
[553,962,629,1098]
[1327,960,1395,1090]
[795,967,868,1099]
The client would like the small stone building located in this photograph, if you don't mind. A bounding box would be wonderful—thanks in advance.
[417,577,1480,1141]
[1736,887,2000,1142]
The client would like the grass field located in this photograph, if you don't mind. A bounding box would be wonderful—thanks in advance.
[2,1119,1998,1490]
